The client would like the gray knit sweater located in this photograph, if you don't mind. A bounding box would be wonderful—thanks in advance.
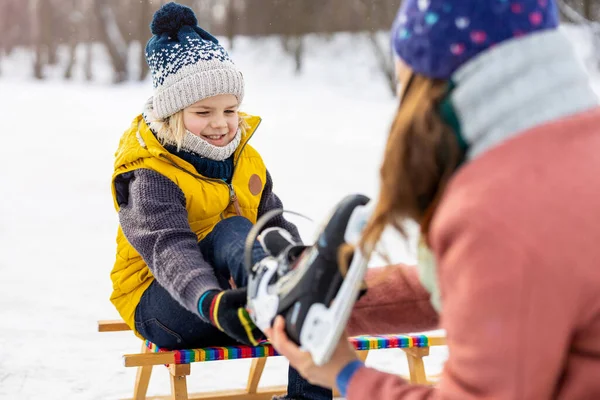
[117,168,299,316]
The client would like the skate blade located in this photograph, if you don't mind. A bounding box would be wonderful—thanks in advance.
[299,247,369,366]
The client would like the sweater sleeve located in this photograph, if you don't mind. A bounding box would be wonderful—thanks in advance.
[116,168,222,315]
[347,206,569,400]
[257,169,301,242]
[347,264,439,336]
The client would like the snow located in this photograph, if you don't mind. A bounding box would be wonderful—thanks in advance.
[0,27,597,399]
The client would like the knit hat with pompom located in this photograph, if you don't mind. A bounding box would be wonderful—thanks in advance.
[145,2,244,119]
[391,0,559,79]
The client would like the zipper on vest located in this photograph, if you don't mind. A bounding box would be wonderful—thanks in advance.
[159,154,223,184]
[228,183,242,216]
[223,117,261,218]
[232,117,261,173]
[158,117,262,218]
[160,153,243,217]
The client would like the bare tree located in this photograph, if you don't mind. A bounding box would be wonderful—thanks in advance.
[176,0,195,7]
[0,1,13,73]
[225,0,238,49]
[557,0,600,69]
[559,0,598,23]
[94,0,128,83]
[275,0,321,74]
[356,0,398,95]
[290,1,320,74]
[195,0,216,31]
[138,0,152,81]
[31,0,52,79]
[1,0,427,84]
[0,2,6,75]
[0,0,31,75]
[64,0,84,79]
[583,0,593,20]
[82,0,94,81]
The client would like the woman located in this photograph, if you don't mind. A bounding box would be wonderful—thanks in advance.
[266,0,600,398]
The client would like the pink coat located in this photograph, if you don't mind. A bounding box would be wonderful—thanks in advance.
[346,108,600,399]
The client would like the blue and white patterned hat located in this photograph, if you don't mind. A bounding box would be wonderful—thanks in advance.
[146,2,244,119]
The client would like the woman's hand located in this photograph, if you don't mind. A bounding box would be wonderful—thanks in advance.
[265,316,360,390]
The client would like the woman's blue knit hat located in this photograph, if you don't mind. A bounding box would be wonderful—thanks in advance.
[146,2,244,119]
[392,0,560,79]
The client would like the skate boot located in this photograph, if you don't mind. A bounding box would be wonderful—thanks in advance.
[259,227,298,257]
[247,194,372,366]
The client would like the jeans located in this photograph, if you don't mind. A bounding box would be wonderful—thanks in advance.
[135,216,332,400]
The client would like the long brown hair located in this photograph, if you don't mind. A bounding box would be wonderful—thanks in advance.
[352,73,463,265]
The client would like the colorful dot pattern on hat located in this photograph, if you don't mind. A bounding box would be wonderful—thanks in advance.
[392,0,559,79]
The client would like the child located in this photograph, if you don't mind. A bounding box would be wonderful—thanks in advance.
[109,3,332,399]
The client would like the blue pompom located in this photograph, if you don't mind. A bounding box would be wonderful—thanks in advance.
[150,2,198,36]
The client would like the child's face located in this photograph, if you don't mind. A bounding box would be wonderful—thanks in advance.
[183,94,240,147]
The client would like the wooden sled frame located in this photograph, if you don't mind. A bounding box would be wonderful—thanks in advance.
[99,320,446,400]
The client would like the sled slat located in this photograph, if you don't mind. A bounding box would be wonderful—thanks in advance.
[98,320,131,332]
[124,352,177,367]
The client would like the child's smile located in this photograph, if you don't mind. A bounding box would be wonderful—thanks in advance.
[201,133,229,146]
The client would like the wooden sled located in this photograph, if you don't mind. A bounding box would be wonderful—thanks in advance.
[99,320,446,399]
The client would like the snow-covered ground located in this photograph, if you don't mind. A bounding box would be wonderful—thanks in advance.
[0,26,598,399]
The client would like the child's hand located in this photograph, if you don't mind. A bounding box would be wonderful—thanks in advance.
[198,288,265,346]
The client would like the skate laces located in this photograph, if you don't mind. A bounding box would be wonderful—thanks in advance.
[244,209,313,274]
[258,227,297,258]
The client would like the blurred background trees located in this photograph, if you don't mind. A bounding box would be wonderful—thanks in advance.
[0,0,597,85]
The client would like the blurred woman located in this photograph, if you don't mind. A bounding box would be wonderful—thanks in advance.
[266,0,600,398]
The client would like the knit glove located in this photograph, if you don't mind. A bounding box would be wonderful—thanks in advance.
[198,288,265,346]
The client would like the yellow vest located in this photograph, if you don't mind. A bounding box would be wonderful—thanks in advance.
[109,114,266,337]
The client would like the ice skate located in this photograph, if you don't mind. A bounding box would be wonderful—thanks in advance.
[246,194,372,365]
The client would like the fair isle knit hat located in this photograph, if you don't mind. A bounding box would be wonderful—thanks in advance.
[146,2,244,119]
[391,0,559,79]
